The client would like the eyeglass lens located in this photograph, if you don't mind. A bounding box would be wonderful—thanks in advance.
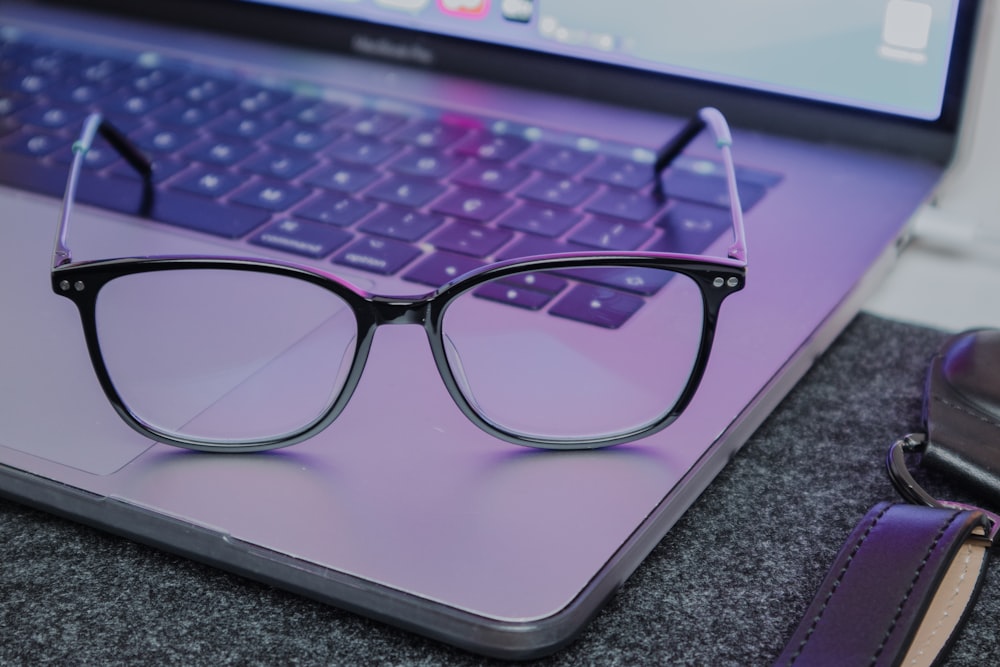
[442,265,705,441]
[95,268,358,444]
[93,264,705,445]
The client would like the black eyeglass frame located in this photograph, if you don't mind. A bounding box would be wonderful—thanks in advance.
[52,110,748,453]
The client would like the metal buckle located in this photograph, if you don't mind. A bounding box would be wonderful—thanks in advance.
[886,433,999,545]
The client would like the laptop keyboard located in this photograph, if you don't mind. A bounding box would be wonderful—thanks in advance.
[0,26,780,328]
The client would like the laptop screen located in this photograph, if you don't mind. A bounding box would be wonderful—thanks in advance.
[246,0,963,121]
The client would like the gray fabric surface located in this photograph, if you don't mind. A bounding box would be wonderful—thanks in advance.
[1,313,998,665]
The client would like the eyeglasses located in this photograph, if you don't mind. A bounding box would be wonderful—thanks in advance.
[52,108,747,453]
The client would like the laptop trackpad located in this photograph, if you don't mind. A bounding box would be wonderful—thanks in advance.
[1,199,230,475]
[0,253,155,475]
[0,315,155,476]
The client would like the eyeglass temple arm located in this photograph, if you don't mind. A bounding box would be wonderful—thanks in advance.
[53,112,153,268]
[654,107,747,263]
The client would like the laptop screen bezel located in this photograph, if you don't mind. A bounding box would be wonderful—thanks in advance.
[36,0,984,163]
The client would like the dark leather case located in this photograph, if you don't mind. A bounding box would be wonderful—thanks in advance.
[923,328,1000,504]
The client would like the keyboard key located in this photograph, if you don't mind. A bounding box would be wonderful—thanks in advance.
[431,187,513,222]
[649,202,732,255]
[403,251,486,287]
[389,150,465,179]
[168,77,234,105]
[251,218,353,259]
[267,125,340,152]
[365,175,445,208]
[452,161,530,192]
[296,193,377,227]
[230,180,311,211]
[81,182,270,239]
[585,157,653,189]
[3,130,64,157]
[519,174,596,207]
[556,266,673,296]
[0,151,71,197]
[427,221,512,258]
[3,71,52,95]
[661,170,767,211]
[185,139,257,167]
[171,167,246,198]
[222,86,293,115]
[16,49,67,76]
[103,91,163,119]
[51,142,119,170]
[132,126,200,155]
[674,155,785,188]
[19,105,85,130]
[243,151,318,179]
[49,82,108,107]
[277,98,349,125]
[549,284,643,329]
[334,109,406,136]
[519,144,596,175]
[123,66,178,94]
[358,207,444,241]
[473,281,556,311]
[0,92,30,119]
[304,162,381,193]
[211,115,281,140]
[327,135,399,165]
[455,131,531,161]
[498,271,568,295]
[333,236,422,275]
[110,156,187,184]
[152,103,223,128]
[152,198,269,238]
[80,56,127,84]
[585,187,662,222]
[497,203,583,238]
[0,116,20,138]
[568,217,653,251]
[496,236,584,261]
[393,119,469,148]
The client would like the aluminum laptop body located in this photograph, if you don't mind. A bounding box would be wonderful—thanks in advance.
[0,0,983,658]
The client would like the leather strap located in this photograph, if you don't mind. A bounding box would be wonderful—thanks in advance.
[773,502,991,667]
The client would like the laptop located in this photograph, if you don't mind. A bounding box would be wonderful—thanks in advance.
[0,0,983,658]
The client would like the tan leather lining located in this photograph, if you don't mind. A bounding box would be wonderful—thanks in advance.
[903,528,989,667]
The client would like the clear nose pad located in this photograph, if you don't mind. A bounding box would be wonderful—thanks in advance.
[443,333,483,413]
[330,334,358,402]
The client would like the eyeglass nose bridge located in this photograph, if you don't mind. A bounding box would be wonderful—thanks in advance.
[370,295,435,327]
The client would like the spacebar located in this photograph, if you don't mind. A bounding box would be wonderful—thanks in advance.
[0,155,270,239]
[78,175,271,239]
[0,152,69,198]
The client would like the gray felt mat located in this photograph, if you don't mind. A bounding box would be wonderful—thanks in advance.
[2,313,998,665]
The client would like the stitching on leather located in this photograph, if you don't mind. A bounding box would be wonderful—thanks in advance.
[905,542,975,666]
[870,511,957,666]
[784,508,961,666]
[784,505,890,665]
[934,394,1000,431]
